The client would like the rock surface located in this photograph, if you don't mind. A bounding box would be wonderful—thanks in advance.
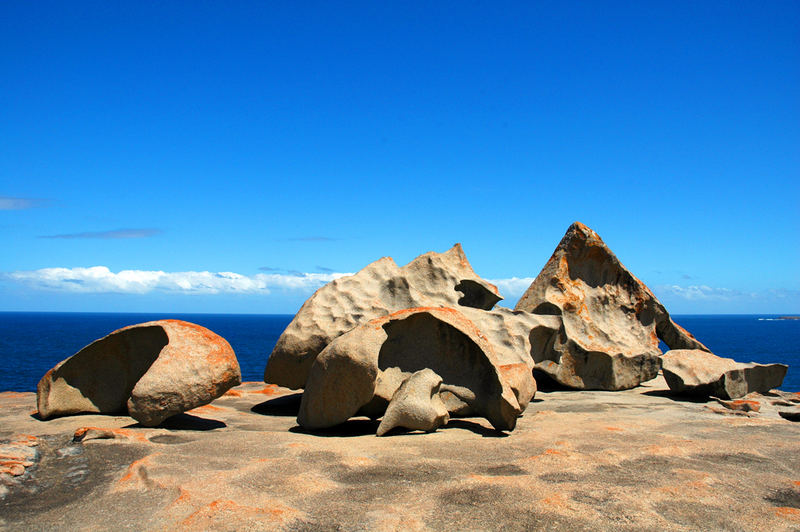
[264,244,502,390]
[1,379,799,531]
[515,222,710,390]
[297,307,524,432]
[376,369,450,436]
[662,349,788,399]
[37,320,241,426]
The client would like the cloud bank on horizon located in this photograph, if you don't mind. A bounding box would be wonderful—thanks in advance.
[6,266,792,309]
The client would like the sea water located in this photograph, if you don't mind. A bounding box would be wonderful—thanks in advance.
[0,312,797,392]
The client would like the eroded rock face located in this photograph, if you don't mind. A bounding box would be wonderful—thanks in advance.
[662,349,787,399]
[264,244,502,390]
[297,307,523,432]
[376,369,450,436]
[37,320,241,426]
[515,222,709,390]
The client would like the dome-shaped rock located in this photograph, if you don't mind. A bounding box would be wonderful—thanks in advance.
[37,320,241,426]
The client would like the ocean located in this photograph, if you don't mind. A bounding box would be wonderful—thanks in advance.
[0,312,797,393]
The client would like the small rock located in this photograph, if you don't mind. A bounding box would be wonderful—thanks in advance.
[662,349,787,399]
[713,397,761,412]
[377,369,450,436]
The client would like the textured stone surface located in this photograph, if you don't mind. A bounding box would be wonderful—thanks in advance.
[264,244,502,390]
[1,379,799,531]
[37,320,241,426]
[298,307,523,432]
[376,369,450,436]
[515,222,709,390]
[662,349,788,399]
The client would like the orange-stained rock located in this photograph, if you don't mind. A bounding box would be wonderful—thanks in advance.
[515,222,710,390]
[37,320,241,426]
[298,307,523,432]
[662,349,787,399]
[264,244,502,390]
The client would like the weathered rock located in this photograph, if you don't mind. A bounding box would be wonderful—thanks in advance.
[37,320,241,426]
[713,397,761,413]
[297,307,523,432]
[264,244,502,390]
[515,221,709,390]
[662,349,787,399]
[376,369,450,436]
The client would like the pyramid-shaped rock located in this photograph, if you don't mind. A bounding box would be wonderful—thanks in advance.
[515,222,709,390]
[264,244,503,390]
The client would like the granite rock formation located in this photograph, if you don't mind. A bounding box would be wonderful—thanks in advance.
[661,349,787,399]
[515,222,710,390]
[297,307,525,432]
[264,244,502,390]
[376,368,450,436]
[37,320,241,426]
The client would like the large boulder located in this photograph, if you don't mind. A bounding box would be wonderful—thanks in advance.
[297,307,525,433]
[515,222,709,390]
[376,369,450,436]
[265,244,502,390]
[37,320,241,426]
[661,349,787,399]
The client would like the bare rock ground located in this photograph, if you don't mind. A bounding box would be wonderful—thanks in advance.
[1,378,799,531]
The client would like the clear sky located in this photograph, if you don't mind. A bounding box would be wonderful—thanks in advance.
[1,2,798,314]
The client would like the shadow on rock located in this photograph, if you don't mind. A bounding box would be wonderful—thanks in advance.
[289,418,380,437]
[533,370,577,392]
[250,393,303,417]
[446,419,509,438]
[641,389,710,404]
[126,413,226,431]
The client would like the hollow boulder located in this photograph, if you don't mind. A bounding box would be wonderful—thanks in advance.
[515,222,709,390]
[297,307,523,432]
[37,320,241,426]
[661,349,787,399]
[265,244,502,390]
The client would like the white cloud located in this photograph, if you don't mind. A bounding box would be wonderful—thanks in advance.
[654,284,752,301]
[40,228,162,239]
[5,266,351,295]
[488,277,535,298]
[0,196,41,210]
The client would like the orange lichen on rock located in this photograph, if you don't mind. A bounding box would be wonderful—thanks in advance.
[116,454,161,490]
[775,507,800,521]
[180,499,300,528]
[251,384,281,395]
[73,427,150,443]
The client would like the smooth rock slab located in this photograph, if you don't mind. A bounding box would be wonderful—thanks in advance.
[662,349,787,399]
[515,221,709,390]
[264,244,502,390]
[297,307,523,432]
[376,369,450,436]
[37,320,241,426]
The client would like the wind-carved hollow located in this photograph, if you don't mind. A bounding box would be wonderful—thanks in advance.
[532,301,561,315]
[40,326,168,417]
[455,280,502,310]
[378,313,503,409]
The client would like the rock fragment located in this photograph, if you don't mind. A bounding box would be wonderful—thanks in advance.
[37,320,241,426]
[515,222,710,390]
[376,369,450,436]
[661,349,787,399]
[265,244,502,390]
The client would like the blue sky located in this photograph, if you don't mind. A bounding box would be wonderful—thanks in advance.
[1,2,798,314]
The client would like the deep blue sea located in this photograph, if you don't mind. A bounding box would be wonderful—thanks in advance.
[0,312,797,392]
